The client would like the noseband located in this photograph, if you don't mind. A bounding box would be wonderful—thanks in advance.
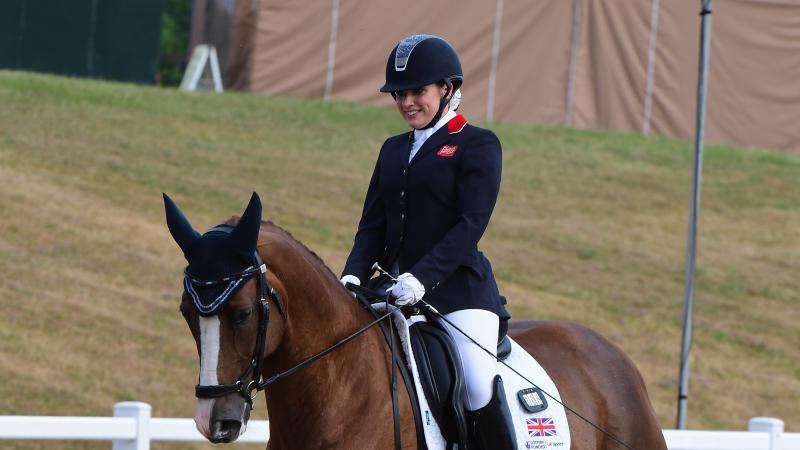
[186,226,286,408]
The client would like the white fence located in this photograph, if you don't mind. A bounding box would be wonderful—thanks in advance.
[0,402,797,450]
[0,402,268,449]
[664,418,800,450]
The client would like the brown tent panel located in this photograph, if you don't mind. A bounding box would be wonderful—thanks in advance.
[201,0,800,151]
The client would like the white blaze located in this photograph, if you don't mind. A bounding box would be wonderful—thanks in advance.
[195,315,220,438]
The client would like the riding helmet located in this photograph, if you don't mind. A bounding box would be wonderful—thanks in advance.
[380,34,463,93]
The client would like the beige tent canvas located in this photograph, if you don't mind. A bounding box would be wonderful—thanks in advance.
[192,0,800,152]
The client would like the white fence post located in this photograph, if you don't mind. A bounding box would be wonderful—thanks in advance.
[112,402,151,450]
[748,417,783,450]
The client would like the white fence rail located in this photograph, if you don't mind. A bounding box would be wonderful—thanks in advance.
[664,418,800,450]
[0,402,797,450]
[0,402,268,449]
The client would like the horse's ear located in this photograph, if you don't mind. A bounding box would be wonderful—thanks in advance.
[163,193,201,258]
[230,192,262,260]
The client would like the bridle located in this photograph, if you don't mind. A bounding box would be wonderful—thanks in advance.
[187,253,403,413]
[183,226,421,450]
[188,250,285,407]
[185,226,286,409]
[184,228,396,413]
[182,226,412,450]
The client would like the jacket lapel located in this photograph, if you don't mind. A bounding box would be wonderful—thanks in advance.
[408,114,467,167]
[401,132,413,168]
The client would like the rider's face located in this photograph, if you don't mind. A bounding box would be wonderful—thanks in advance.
[394,83,448,129]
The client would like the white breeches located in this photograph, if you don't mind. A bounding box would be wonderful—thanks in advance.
[441,309,499,411]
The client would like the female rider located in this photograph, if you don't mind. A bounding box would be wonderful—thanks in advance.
[340,35,516,449]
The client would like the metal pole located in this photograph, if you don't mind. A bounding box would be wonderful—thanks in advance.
[323,0,340,101]
[486,0,504,122]
[676,0,713,430]
[564,0,583,127]
[642,0,661,134]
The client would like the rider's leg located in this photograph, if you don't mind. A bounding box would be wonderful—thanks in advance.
[442,309,517,450]
[441,309,498,409]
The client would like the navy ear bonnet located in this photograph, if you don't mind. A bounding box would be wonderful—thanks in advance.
[164,192,265,316]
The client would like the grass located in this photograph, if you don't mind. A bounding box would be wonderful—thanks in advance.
[0,71,798,449]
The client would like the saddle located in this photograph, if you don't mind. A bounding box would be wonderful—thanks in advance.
[408,311,512,449]
[348,281,517,450]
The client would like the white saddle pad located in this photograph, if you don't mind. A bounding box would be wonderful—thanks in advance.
[371,304,571,450]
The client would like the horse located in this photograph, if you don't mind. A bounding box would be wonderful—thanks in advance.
[164,192,667,450]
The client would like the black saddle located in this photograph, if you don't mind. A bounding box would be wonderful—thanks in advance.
[348,280,513,449]
[409,312,512,449]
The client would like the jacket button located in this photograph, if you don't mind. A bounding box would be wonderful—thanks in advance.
[400,191,405,198]
[402,169,407,176]
[401,213,405,220]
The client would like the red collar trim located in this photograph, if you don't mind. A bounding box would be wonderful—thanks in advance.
[447,114,468,134]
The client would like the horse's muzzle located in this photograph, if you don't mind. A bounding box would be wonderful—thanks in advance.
[209,419,243,443]
[206,396,251,443]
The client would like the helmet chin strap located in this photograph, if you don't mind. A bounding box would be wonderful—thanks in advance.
[417,82,453,130]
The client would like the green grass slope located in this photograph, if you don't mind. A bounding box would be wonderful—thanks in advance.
[0,71,797,448]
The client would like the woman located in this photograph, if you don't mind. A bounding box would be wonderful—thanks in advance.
[340,34,516,449]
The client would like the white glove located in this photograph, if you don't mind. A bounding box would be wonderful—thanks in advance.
[388,273,425,306]
[340,274,360,288]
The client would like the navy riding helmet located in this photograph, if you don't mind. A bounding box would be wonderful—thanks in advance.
[381,34,463,129]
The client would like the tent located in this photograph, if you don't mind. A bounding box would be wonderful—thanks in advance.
[192,0,800,151]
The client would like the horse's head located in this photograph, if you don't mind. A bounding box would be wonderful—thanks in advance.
[164,192,285,443]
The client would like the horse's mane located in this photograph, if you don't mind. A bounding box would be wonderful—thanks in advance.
[223,216,341,283]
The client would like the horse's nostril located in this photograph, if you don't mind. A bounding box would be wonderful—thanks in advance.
[210,419,242,443]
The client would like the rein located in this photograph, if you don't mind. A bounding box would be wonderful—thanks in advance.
[250,284,408,450]
[257,305,397,388]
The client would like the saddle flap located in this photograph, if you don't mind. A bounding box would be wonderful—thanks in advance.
[409,320,469,446]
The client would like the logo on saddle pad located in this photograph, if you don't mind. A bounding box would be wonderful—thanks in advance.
[436,144,458,157]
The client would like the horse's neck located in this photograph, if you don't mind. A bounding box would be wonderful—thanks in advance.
[262,234,391,444]
[266,236,370,356]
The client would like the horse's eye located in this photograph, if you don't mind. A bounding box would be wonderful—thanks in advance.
[234,307,253,326]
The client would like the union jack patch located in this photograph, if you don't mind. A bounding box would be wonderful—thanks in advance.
[437,145,458,157]
[526,417,557,437]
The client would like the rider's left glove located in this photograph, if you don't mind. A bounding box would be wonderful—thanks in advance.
[340,274,361,287]
[387,273,425,306]
[339,274,360,297]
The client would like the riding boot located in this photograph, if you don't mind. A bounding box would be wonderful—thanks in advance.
[466,374,518,450]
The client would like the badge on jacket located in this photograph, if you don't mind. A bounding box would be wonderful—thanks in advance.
[437,144,458,157]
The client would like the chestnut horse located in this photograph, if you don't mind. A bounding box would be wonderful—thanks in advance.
[165,193,667,449]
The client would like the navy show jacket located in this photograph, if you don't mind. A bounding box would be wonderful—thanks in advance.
[343,114,509,318]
